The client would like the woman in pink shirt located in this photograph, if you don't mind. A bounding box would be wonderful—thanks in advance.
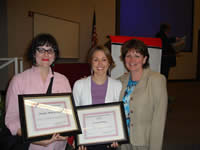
[5,33,71,150]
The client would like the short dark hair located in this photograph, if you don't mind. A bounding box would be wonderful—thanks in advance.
[160,23,171,33]
[121,39,149,68]
[27,33,59,65]
[87,45,115,69]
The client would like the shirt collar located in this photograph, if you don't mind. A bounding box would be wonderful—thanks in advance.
[32,66,54,78]
[128,76,138,87]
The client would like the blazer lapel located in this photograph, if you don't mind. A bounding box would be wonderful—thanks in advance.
[121,69,150,102]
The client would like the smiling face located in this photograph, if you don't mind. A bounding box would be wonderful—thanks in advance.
[91,50,110,76]
[125,49,147,73]
[35,45,55,68]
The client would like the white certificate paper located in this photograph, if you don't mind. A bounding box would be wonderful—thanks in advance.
[76,102,129,146]
[83,111,118,139]
[32,101,70,130]
[23,95,79,138]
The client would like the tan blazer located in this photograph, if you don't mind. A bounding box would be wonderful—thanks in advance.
[119,68,168,150]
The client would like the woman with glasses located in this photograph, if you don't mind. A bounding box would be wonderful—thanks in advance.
[5,33,71,150]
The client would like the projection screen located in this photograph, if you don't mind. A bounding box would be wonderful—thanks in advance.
[33,13,80,58]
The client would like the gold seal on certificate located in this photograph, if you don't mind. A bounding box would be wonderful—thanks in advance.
[76,101,129,147]
[18,93,81,143]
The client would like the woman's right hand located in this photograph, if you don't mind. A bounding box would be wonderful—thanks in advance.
[17,129,63,146]
[17,128,22,136]
[78,145,87,150]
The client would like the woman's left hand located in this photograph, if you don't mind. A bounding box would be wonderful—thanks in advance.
[33,133,68,147]
[107,141,119,149]
[55,134,68,141]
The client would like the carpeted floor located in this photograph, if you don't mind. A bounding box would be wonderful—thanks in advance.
[163,81,200,150]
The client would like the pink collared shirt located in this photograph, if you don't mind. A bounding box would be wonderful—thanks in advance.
[5,66,71,150]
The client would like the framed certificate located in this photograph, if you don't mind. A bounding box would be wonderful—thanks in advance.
[18,93,81,143]
[76,101,129,147]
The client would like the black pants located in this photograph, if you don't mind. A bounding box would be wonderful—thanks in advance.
[161,60,170,79]
[87,144,116,150]
[161,54,176,79]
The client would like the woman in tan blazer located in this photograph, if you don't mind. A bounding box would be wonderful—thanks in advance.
[118,39,168,150]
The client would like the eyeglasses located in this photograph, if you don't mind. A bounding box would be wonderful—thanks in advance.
[36,48,55,55]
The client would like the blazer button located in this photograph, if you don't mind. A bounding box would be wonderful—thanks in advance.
[130,110,133,113]
[131,123,133,126]
[130,97,133,101]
